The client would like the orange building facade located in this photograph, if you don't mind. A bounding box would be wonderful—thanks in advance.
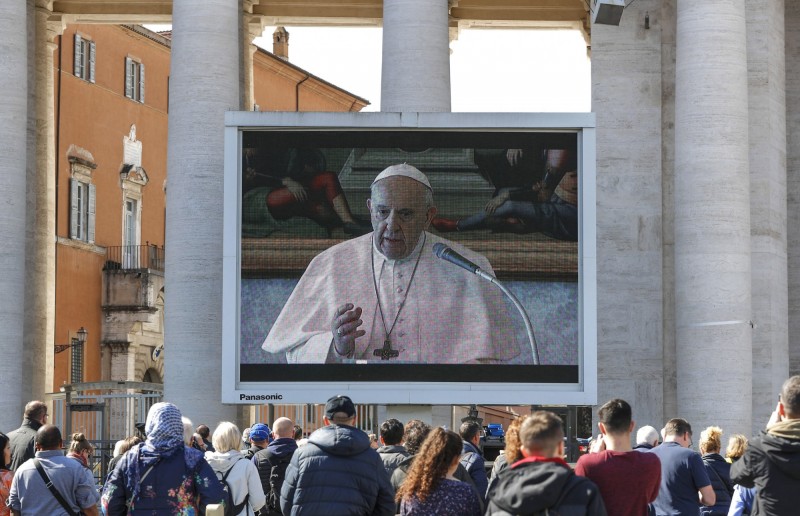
[53,24,367,391]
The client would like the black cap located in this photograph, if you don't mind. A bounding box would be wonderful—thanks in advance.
[325,395,356,419]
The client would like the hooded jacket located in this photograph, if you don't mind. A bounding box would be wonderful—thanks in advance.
[376,444,409,478]
[730,419,800,516]
[486,457,607,516]
[205,449,267,516]
[279,424,394,516]
[253,437,298,513]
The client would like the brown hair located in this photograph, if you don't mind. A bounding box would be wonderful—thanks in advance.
[726,434,748,461]
[519,411,564,456]
[396,428,462,504]
[782,376,800,418]
[699,426,723,455]
[68,433,94,455]
[119,435,143,455]
[503,415,528,464]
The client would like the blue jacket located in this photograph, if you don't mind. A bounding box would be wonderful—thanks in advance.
[102,444,225,515]
[700,453,733,516]
[461,440,488,505]
[280,424,394,516]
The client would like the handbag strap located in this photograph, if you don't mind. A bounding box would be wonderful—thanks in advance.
[33,458,81,516]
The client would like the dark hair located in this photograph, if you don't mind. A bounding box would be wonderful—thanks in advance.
[403,419,432,455]
[196,424,210,439]
[293,424,303,440]
[380,418,405,446]
[782,376,800,418]
[459,421,481,443]
[396,428,463,504]
[664,418,692,438]
[598,398,632,435]
[0,432,9,470]
[35,424,62,450]
[519,411,564,454]
[24,401,47,422]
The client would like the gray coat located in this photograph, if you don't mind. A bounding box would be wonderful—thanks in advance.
[376,445,410,479]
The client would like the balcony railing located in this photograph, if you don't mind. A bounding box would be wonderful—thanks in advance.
[104,243,165,272]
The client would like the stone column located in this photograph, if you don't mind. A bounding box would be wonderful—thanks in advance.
[786,0,800,378]
[0,0,29,430]
[165,0,239,425]
[380,0,451,424]
[590,0,666,430]
[674,0,752,435]
[25,2,60,404]
[381,0,451,112]
[746,0,788,435]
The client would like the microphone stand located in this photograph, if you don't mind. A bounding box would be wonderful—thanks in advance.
[474,269,541,366]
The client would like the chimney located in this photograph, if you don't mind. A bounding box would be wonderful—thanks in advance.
[273,27,289,60]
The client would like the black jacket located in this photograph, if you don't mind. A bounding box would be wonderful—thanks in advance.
[730,419,800,516]
[280,424,394,516]
[700,453,733,516]
[8,418,42,471]
[486,457,607,516]
[253,437,298,514]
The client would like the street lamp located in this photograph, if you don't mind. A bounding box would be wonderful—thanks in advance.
[55,327,88,384]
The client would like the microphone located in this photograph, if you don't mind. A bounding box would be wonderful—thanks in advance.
[432,241,541,365]
[433,243,481,274]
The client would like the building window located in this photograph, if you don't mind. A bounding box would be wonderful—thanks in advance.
[125,57,145,103]
[73,34,96,83]
[70,178,96,243]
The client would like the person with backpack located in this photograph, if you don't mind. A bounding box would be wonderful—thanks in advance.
[205,421,266,516]
[102,402,225,515]
[253,417,298,515]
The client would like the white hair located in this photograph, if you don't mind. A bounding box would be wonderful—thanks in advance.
[637,425,659,446]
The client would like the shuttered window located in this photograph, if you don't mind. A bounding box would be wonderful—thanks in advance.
[73,34,95,83]
[70,178,96,243]
[124,57,145,103]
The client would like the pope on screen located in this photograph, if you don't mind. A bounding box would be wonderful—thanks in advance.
[261,163,521,364]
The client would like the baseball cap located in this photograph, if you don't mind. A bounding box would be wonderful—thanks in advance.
[249,423,270,442]
[325,395,356,419]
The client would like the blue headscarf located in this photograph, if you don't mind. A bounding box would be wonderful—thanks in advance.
[124,402,204,503]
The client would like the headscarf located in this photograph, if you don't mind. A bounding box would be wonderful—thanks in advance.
[124,403,204,503]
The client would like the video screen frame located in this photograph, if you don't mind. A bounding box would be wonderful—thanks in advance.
[222,111,597,405]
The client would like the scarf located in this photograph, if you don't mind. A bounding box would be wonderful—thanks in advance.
[124,402,204,503]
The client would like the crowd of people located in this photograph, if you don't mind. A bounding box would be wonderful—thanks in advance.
[1,376,800,515]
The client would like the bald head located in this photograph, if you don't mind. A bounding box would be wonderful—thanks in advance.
[35,424,63,451]
[273,417,294,439]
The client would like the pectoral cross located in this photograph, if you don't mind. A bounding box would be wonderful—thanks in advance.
[374,339,399,360]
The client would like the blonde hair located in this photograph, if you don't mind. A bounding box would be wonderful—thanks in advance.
[726,434,748,461]
[68,433,94,455]
[699,426,723,454]
[212,421,242,453]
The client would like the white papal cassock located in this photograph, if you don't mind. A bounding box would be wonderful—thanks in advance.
[262,232,521,364]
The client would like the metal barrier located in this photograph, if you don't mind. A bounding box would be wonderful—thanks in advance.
[49,381,163,483]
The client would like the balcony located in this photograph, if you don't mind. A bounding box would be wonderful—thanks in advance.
[102,244,164,312]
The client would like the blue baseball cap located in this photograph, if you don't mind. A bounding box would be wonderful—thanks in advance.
[249,423,270,442]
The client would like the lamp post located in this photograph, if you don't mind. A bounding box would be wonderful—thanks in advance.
[55,327,88,384]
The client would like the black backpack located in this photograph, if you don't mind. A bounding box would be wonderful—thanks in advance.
[219,458,250,516]
[266,453,293,514]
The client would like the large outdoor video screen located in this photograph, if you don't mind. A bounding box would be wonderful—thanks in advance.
[222,112,596,405]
